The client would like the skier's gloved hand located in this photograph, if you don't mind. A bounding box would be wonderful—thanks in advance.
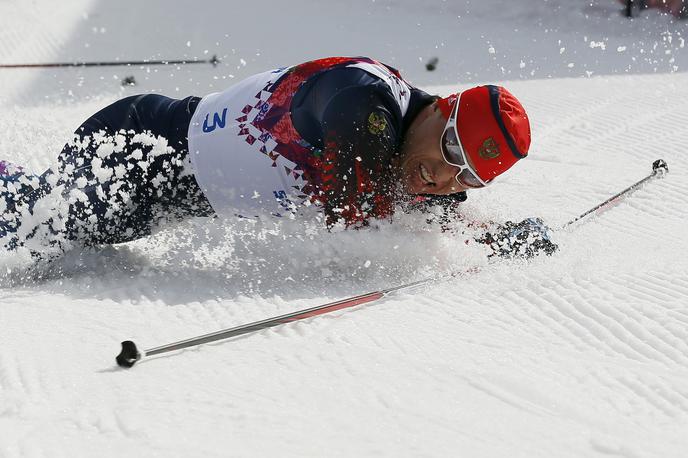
[478,217,558,259]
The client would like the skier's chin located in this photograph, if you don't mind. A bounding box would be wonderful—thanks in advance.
[402,175,427,195]
[397,160,417,194]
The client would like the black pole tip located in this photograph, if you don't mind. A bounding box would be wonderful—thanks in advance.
[210,55,220,67]
[116,340,141,368]
[652,159,668,175]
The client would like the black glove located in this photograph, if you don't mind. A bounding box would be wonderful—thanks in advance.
[477,217,558,259]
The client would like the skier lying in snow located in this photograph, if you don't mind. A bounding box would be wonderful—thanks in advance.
[0,56,556,260]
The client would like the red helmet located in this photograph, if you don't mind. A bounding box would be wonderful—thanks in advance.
[437,85,530,183]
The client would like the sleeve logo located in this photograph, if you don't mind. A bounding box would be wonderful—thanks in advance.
[367,112,387,136]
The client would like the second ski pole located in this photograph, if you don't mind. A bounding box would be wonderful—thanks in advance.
[563,159,667,228]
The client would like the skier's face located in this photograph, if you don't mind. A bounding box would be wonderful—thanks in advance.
[399,102,468,195]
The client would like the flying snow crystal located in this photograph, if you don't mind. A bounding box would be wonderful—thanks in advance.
[567,63,574,68]
[617,46,627,52]
[364,260,371,268]
[560,47,565,54]
[589,41,606,50]
[519,61,526,69]
[186,41,191,47]
[488,46,496,54]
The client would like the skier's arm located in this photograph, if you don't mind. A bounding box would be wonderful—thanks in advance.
[316,85,400,227]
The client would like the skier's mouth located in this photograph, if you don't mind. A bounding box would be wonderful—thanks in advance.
[419,163,435,187]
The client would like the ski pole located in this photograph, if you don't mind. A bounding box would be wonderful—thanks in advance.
[562,159,668,228]
[116,159,668,369]
[116,275,455,368]
[0,55,220,70]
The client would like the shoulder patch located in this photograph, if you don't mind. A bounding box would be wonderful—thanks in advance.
[367,111,387,135]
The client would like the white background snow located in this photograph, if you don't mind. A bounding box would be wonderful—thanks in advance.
[1,0,688,456]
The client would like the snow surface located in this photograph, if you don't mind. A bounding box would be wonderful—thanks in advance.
[1,1,688,457]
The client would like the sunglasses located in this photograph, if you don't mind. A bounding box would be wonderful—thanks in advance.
[440,96,490,189]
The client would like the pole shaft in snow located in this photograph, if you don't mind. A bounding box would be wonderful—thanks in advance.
[563,159,668,228]
[146,291,385,356]
[116,277,438,368]
[0,55,220,69]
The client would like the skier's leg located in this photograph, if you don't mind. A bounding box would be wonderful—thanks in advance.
[3,94,212,257]
[54,94,213,246]
[0,161,52,251]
